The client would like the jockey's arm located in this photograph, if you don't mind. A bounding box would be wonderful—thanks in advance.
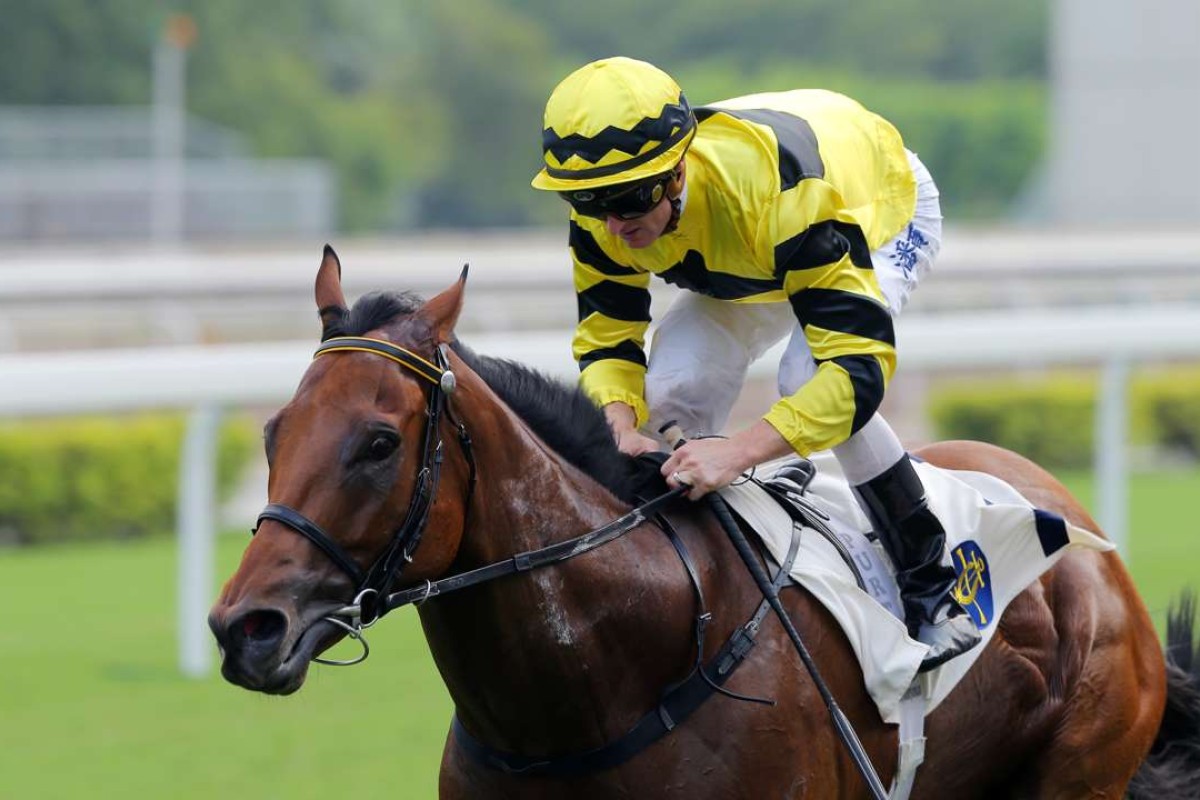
[665,200,896,497]
[568,220,656,449]
[760,188,897,457]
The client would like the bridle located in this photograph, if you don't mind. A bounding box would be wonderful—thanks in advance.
[247,331,812,777]
[253,335,476,664]
[250,333,695,670]
[251,334,689,669]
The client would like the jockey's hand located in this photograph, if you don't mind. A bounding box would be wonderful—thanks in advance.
[603,402,660,457]
[662,421,794,501]
[615,428,660,457]
[662,437,748,500]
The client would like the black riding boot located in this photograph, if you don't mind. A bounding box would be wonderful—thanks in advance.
[854,455,982,672]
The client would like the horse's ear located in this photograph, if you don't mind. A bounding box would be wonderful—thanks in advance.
[421,264,469,344]
[315,244,348,339]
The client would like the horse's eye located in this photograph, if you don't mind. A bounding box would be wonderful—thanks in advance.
[366,434,398,461]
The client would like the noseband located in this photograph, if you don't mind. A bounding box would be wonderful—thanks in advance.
[253,336,476,663]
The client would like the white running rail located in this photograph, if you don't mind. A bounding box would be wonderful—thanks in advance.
[3,306,1200,677]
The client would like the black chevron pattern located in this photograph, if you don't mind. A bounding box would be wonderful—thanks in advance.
[543,96,693,165]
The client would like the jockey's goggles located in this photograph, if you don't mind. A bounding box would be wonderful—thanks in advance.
[558,171,673,220]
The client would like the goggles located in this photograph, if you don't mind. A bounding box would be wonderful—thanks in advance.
[559,171,673,220]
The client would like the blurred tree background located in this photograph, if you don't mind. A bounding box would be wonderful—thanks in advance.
[0,0,1047,230]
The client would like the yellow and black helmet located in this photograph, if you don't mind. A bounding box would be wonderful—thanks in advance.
[531,57,696,192]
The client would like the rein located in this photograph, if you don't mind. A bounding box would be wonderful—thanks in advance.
[334,484,690,620]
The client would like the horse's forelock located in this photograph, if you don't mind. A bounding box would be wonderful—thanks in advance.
[336,290,428,339]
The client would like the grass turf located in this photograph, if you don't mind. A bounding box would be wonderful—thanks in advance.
[1,468,1195,798]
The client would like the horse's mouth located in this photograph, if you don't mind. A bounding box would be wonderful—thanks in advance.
[221,614,347,695]
[287,616,347,667]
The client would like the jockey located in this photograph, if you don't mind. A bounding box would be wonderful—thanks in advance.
[531,56,980,671]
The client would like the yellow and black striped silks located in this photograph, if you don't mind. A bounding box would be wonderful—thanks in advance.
[532,57,697,191]
[568,89,918,456]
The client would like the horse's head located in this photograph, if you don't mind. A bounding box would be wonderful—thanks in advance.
[208,246,474,694]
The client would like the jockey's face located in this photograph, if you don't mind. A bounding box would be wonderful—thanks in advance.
[604,192,673,248]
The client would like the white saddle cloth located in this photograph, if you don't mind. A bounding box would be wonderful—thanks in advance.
[717,451,1114,724]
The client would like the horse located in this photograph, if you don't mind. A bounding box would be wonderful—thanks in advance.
[209,247,1200,799]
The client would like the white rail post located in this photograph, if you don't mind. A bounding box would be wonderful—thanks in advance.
[1095,356,1130,555]
[178,404,221,678]
[151,15,195,244]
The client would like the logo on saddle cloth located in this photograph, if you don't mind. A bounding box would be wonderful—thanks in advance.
[950,540,994,628]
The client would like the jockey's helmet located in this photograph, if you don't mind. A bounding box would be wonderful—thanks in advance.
[531,57,696,194]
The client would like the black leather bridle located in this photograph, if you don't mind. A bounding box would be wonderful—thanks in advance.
[246,332,820,776]
[253,336,476,657]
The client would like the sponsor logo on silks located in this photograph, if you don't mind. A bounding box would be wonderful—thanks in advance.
[891,222,929,275]
[950,540,993,629]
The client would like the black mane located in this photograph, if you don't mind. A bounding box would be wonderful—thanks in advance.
[331,290,648,502]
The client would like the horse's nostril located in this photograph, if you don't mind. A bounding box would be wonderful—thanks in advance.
[232,609,287,648]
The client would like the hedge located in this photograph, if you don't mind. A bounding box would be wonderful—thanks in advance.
[928,369,1200,469]
[0,414,258,547]
[1136,371,1200,458]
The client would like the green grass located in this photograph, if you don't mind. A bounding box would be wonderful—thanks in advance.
[0,535,451,800]
[1,468,1196,799]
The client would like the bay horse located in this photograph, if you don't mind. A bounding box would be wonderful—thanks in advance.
[209,248,1200,798]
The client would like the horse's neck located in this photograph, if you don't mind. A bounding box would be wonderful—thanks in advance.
[419,387,696,755]
[470,410,625,558]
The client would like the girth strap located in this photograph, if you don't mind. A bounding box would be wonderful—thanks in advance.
[451,503,805,777]
[450,622,763,776]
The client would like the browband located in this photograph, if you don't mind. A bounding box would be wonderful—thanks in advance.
[315,336,445,386]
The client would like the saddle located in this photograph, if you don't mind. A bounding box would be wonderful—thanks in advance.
[716,454,1113,799]
[721,453,1114,717]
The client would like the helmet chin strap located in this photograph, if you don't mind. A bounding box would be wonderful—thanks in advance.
[662,165,686,234]
[663,195,683,234]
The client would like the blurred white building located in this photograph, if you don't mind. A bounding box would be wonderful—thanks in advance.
[0,107,335,241]
[1045,0,1200,224]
